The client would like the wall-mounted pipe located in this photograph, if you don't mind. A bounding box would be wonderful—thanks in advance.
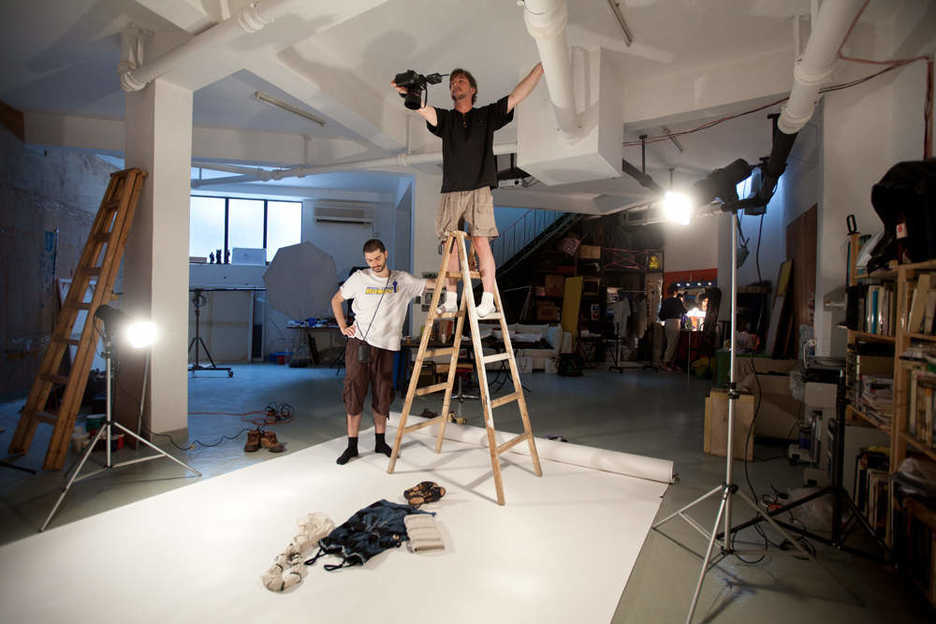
[120,0,301,92]
[522,0,578,133]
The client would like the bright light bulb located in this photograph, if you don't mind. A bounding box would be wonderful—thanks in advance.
[662,191,693,225]
[126,321,157,349]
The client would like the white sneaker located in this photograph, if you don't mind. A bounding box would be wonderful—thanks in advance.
[475,292,497,318]
[436,293,457,315]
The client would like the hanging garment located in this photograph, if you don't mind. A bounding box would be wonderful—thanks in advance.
[304,499,433,571]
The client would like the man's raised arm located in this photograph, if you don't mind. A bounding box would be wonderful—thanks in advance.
[507,62,544,113]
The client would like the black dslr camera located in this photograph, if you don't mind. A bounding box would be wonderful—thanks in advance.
[394,70,443,110]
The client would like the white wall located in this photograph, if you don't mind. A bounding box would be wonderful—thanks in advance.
[814,5,935,356]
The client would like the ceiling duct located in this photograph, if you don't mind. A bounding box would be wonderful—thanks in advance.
[313,200,375,225]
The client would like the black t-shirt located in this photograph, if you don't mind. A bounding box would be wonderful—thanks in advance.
[659,296,687,321]
[427,96,514,193]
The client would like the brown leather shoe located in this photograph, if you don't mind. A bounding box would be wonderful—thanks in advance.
[245,429,261,452]
[261,430,285,453]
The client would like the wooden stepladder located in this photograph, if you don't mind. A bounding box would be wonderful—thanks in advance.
[9,168,147,470]
[388,230,542,505]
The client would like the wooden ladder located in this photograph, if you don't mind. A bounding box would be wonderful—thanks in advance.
[388,230,542,505]
[9,168,147,470]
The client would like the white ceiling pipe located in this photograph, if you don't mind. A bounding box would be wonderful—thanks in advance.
[268,142,519,180]
[778,0,865,134]
[190,142,520,185]
[120,0,302,92]
[523,0,578,134]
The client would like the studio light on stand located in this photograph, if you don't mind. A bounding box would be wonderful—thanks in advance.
[651,160,814,623]
[41,305,201,532]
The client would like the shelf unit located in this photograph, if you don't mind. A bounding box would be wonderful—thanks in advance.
[847,239,936,603]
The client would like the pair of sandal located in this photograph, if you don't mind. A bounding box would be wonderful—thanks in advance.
[404,481,446,506]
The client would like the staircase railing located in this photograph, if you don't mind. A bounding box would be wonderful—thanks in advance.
[492,209,564,266]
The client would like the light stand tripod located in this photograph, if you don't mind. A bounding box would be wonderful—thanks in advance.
[721,369,889,561]
[41,328,201,532]
[188,289,233,377]
[652,213,814,623]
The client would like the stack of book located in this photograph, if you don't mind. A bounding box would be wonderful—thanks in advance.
[908,369,936,448]
[855,283,897,336]
[907,274,936,336]
[861,375,894,427]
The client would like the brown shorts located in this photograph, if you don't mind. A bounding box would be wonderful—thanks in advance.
[342,338,395,416]
[436,186,499,241]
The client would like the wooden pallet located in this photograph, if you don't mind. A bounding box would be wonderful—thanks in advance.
[388,230,542,505]
[8,168,147,470]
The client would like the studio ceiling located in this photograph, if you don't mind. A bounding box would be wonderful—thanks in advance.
[0,0,898,210]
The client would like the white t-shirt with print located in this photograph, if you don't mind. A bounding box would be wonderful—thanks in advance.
[340,269,425,351]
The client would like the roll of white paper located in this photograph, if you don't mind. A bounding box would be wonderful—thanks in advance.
[394,414,675,484]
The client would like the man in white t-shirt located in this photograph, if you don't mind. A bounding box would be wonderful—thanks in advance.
[330,239,432,465]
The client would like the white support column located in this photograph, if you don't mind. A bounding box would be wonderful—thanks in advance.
[121,78,193,435]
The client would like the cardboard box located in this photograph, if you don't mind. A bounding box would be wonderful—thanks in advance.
[578,244,601,260]
[544,274,565,297]
[737,372,801,440]
[704,390,755,460]
[536,301,561,322]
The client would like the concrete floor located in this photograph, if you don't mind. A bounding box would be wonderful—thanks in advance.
[0,363,931,623]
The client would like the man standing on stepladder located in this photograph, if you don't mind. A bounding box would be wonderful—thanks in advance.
[392,63,544,318]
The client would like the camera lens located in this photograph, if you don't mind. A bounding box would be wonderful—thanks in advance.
[404,91,421,110]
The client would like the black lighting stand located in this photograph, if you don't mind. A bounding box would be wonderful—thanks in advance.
[41,329,200,531]
[717,369,889,561]
[652,212,815,624]
[188,289,233,377]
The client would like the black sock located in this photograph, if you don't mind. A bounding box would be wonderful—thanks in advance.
[336,437,358,465]
[375,432,392,457]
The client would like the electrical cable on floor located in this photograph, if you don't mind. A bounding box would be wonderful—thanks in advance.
[112,382,292,451]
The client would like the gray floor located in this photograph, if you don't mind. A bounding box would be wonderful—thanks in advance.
[0,363,930,623]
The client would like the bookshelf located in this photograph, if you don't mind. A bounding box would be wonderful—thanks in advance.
[848,239,936,605]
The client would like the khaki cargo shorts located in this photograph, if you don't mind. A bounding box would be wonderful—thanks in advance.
[436,186,499,241]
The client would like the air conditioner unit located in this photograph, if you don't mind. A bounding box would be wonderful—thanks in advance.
[314,200,375,225]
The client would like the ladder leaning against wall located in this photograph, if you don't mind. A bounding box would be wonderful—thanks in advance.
[8,168,147,470]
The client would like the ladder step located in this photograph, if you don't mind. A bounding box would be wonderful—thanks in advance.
[491,392,521,409]
[52,337,81,346]
[424,347,455,358]
[474,312,503,322]
[41,374,70,386]
[36,410,59,425]
[446,271,481,279]
[81,267,102,277]
[403,413,445,434]
[434,312,459,320]
[415,383,449,397]
[496,432,531,456]
[483,353,510,364]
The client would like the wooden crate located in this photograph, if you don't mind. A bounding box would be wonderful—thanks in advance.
[704,390,755,460]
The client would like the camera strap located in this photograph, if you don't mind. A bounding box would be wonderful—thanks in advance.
[357,271,392,348]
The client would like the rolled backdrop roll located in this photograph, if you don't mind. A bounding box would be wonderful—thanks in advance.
[393,414,675,484]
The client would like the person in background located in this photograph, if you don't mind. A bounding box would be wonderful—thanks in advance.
[659,283,687,372]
